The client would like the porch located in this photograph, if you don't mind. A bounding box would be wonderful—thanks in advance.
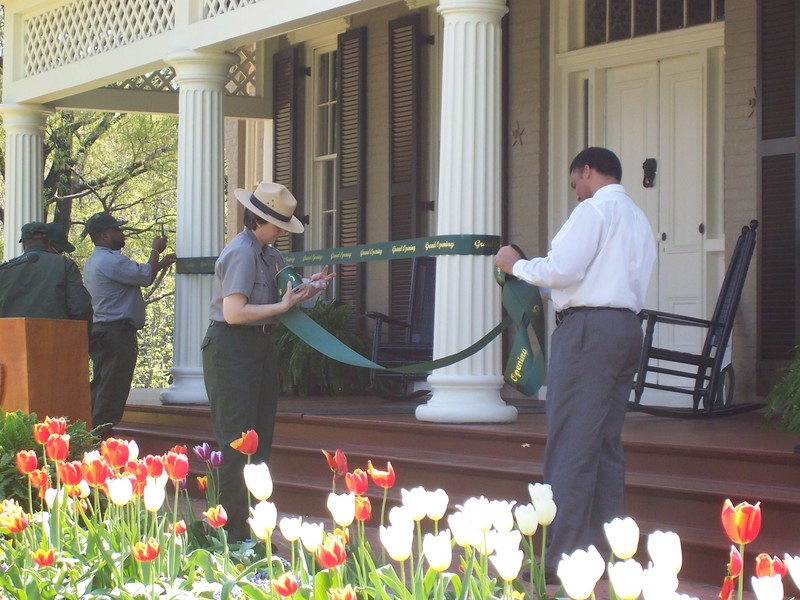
[119,390,800,595]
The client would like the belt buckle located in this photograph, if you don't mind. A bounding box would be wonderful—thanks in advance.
[260,324,273,334]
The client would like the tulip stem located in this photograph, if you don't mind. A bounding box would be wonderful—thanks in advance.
[737,542,744,600]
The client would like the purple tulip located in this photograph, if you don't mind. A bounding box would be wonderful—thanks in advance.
[193,442,212,462]
[208,450,224,468]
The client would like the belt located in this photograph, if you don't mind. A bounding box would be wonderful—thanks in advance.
[555,306,636,326]
[209,320,276,335]
[94,319,137,329]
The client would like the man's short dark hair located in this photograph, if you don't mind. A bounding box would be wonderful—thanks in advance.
[569,147,623,182]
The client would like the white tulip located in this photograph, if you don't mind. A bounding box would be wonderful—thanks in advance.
[490,547,525,581]
[248,501,277,540]
[401,486,429,521]
[751,574,784,600]
[128,440,139,461]
[423,530,452,571]
[326,491,356,527]
[143,478,166,512]
[528,482,553,505]
[389,505,415,531]
[604,517,640,560]
[647,531,682,576]
[448,511,482,548]
[300,521,325,552]
[243,462,273,501]
[457,496,494,532]
[489,499,517,532]
[607,559,644,600]
[784,554,800,592]
[514,503,539,536]
[641,563,679,599]
[380,524,413,562]
[426,488,449,521]
[556,545,606,600]
[279,516,303,542]
[107,477,134,507]
[535,498,557,526]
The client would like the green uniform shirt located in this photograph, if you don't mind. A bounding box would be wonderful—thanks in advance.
[0,248,92,322]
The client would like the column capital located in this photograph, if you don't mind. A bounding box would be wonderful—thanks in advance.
[166,50,239,88]
[437,0,508,18]
[0,103,53,132]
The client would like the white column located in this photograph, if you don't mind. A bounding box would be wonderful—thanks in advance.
[0,104,52,260]
[416,0,517,423]
[160,51,237,405]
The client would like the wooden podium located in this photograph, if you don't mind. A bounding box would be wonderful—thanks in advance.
[0,318,92,426]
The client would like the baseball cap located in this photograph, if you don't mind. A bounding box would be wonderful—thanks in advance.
[46,222,76,253]
[19,221,48,242]
[83,212,128,237]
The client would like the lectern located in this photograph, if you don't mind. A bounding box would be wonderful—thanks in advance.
[0,318,91,425]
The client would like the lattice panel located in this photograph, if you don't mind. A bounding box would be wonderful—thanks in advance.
[226,45,258,97]
[107,67,178,92]
[24,0,176,77]
[204,0,265,18]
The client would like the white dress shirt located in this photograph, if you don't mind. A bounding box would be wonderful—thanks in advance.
[512,183,656,313]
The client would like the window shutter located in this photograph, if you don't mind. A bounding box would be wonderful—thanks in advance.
[388,14,422,340]
[273,46,304,253]
[336,28,367,315]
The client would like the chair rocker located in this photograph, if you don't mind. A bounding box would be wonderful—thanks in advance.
[630,220,764,418]
[365,257,435,400]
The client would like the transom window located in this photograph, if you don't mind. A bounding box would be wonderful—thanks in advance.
[584,0,725,46]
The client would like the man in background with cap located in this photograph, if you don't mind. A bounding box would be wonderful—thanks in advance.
[83,212,176,437]
[0,221,92,322]
[46,222,77,255]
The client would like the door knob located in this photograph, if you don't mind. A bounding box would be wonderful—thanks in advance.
[661,232,667,241]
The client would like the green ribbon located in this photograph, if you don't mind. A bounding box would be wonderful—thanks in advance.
[275,265,547,395]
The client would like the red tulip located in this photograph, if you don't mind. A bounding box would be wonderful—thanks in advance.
[0,500,29,533]
[231,430,259,455]
[272,571,299,597]
[58,461,84,487]
[164,451,189,482]
[203,505,228,528]
[345,469,369,495]
[316,533,347,569]
[31,548,55,567]
[125,460,148,496]
[45,434,70,463]
[132,538,160,562]
[755,553,787,578]
[82,457,112,488]
[16,450,38,475]
[143,454,164,479]
[100,438,130,469]
[720,575,735,600]
[33,423,51,445]
[367,460,395,489]
[169,444,188,456]
[170,520,187,535]
[327,585,358,600]
[721,499,761,544]
[728,545,742,577]
[322,449,348,478]
[28,468,50,490]
[44,417,67,435]
[354,495,372,522]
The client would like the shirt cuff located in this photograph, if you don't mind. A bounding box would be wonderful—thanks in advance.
[511,259,528,279]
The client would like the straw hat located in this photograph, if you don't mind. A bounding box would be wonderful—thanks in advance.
[233,182,304,234]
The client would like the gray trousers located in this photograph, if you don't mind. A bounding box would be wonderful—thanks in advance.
[201,323,279,541]
[90,322,138,433]
[543,308,642,568]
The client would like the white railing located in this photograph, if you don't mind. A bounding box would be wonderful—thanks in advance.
[204,0,266,19]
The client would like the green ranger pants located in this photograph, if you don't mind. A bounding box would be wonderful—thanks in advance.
[89,321,138,434]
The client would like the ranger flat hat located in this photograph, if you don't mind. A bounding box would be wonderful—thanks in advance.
[234,182,304,234]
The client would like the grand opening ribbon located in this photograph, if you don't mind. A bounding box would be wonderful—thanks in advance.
[274,253,547,395]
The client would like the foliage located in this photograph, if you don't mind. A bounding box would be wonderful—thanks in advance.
[765,349,800,431]
[275,299,371,396]
[0,410,97,506]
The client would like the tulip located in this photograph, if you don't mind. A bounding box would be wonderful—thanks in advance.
[322,448,348,478]
[107,476,134,506]
[389,505,415,531]
[719,575,736,600]
[345,468,368,495]
[426,488,449,521]
[327,491,356,527]
[44,416,67,435]
[231,430,259,455]
[126,460,148,496]
[44,487,59,510]
[755,553,787,578]
[784,554,800,591]
[354,495,372,522]
[327,585,358,600]
[448,510,482,548]
[142,454,164,479]
[16,450,37,475]
[457,496,494,532]
[170,520,187,535]
[272,571,299,597]
[82,456,112,489]
[100,438,130,469]
[514,503,539,536]
[209,450,224,468]
[316,533,347,569]
[401,486,429,521]
[28,468,50,491]
[33,422,52,445]
[534,497,557,526]
[0,499,30,534]
[529,482,553,505]
[164,451,189,482]
[58,461,84,487]
[248,500,278,540]
[244,462,273,501]
[641,563,679,599]
[300,521,325,552]
[556,545,606,600]
[196,476,208,493]
[423,530,452,571]
[647,530,682,576]
[203,505,228,528]
[729,545,743,577]
[280,516,303,542]
[607,559,644,600]
[751,574,784,600]
[721,499,761,544]
[604,516,640,560]
[127,439,140,461]
[31,548,55,567]
[489,499,517,532]
[132,538,160,562]
[490,547,525,581]
[45,433,70,462]
[143,478,166,512]
[169,444,188,456]
[193,442,212,462]
[380,524,413,562]
[366,459,395,488]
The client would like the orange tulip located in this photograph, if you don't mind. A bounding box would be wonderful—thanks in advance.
[197,476,208,492]
[755,553,787,578]
[272,571,299,597]
[720,575,736,600]
[100,438,130,469]
[354,495,372,522]
[28,468,50,490]
[367,460,395,489]
[322,449,348,478]
[345,469,369,495]
[45,434,70,463]
[728,545,742,577]
[316,533,347,569]
[327,585,358,600]
[132,538,160,562]
[231,430,259,455]
[721,499,761,544]
[203,505,228,528]
[32,423,51,445]
[16,450,38,475]
[31,548,55,567]
[44,417,67,435]
[58,461,84,487]
[164,451,189,482]
[169,444,188,456]
[82,457,112,488]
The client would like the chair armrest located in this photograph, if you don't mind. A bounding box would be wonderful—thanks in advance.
[365,311,412,330]
[641,309,719,329]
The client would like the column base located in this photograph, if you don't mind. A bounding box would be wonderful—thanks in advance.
[159,367,209,405]
[416,374,518,423]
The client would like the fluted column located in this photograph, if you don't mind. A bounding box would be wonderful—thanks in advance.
[160,51,237,404]
[416,0,516,423]
[0,104,52,260]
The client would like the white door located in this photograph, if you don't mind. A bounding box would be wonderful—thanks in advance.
[605,55,707,382]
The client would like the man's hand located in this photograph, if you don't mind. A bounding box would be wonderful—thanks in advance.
[494,245,523,276]
[152,236,168,254]
[158,253,177,270]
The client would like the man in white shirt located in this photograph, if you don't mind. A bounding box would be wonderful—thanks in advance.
[495,147,656,572]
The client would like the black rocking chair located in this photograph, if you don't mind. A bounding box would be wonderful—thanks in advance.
[630,220,764,417]
[365,257,435,400]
